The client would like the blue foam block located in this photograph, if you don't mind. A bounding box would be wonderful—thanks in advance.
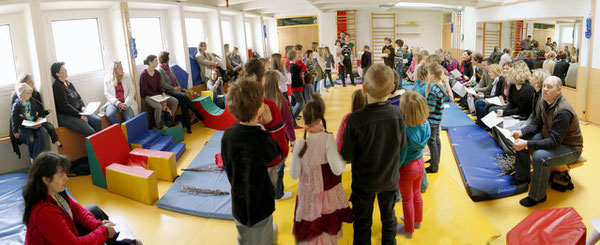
[441,102,476,130]
[131,130,162,149]
[447,125,527,201]
[168,142,186,161]
[189,47,203,86]
[170,64,189,89]
[124,112,150,143]
[157,131,232,219]
[149,136,173,151]
[0,172,27,244]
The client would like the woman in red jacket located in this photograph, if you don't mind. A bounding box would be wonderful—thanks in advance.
[23,152,116,244]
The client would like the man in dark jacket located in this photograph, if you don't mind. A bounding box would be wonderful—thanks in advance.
[552,53,570,85]
[511,76,583,207]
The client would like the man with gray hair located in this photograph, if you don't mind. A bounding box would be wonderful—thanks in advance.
[511,76,583,207]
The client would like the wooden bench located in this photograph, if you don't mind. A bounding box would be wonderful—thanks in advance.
[550,156,587,172]
[56,127,87,161]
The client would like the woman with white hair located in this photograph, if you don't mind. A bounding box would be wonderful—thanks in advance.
[11,83,61,161]
[101,61,138,124]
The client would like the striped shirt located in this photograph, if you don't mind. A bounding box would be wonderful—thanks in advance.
[426,83,446,125]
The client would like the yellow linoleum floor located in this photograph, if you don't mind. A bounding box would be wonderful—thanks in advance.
[66,85,600,244]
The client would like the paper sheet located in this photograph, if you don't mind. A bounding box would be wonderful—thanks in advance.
[407,72,414,79]
[150,95,170,103]
[451,69,462,78]
[482,111,504,128]
[485,97,503,106]
[495,126,515,143]
[465,87,477,95]
[452,82,467,97]
[502,118,520,130]
[80,102,100,115]
[467,96,475,113]
[443,104,450,108]
[22,118,47,127]
[403,59,409,63]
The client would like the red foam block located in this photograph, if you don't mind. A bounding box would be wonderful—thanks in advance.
[507,207,586,245]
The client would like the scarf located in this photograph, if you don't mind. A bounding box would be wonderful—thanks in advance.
[160,63,177,87]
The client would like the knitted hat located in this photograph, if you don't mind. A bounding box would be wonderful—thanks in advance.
[16,83,33,100]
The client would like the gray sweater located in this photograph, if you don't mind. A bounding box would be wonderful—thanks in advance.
[474,71,493,93]
[157,66,180,92]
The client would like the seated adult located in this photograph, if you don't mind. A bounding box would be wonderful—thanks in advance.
[565,57,578,88]
[195,41,228,83]
[11,83,61,161]
[229,47,243,69]
[511,76,583,207]
[499,48,512,67]
[533,50,546,69]
[492,61,535,120]
[441,50,459,73]
[10,74,49,159]
[139,54,179,129]
[525,69,551,126]
[51,62,102,136]
[543,51,556,75]
[102,61,137,124]
[224,44,235,76]
[552,53,570,85]
[458,50,473,83]
[23,152,117,244]
[522,51,534,72]
[157,51,204,134]
[474,64,505,125]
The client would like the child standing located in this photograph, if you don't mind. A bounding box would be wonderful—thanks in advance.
[289,50,305,121]
[424,63,448,173]
[222,78,281,245]
[323,47,335,88]
[361,46,372,79]
[397,91,431,238]
[341,63,407,245]
[290,94,352,244]
[336,89,366,152]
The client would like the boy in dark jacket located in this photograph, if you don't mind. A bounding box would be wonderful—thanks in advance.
[361,45,372,79]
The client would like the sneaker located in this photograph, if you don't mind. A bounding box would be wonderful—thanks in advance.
[276,192,292,201]
[510,178,530,186]
[396,224,413,238]
[56,141,63,148]
[425,166,438,173]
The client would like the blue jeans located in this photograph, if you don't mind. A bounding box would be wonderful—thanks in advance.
[19,126,51,160]
[515,133,582,201]
[474,99,489,125]
[395,64,404,89]
[292,92,305,120]
[105,103,135,124]
[57,113,102,136]
[427,124,441,171]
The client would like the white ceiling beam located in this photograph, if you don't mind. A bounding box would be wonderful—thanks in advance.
[216,0,255,7]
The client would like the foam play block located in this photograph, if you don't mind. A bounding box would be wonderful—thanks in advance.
[189,47,203,86]
[129,148,177,181]
[56,127,87,161]
[161,123,184,143]
[441,102,476,130]
[201,91,214,101]
[507,207,586,245]
[105,164,158,205]
[121,112,151,143]
[448,125,528,201]
[171,64,189,89]
[192,96,237,130]
[86,124,132,188]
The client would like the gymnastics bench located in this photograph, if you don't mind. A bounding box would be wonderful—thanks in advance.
[56,127,87,161]
[87,124,176,191]
[121,112,186,161]
[551,156,587,172]
[105,164,158,205]
[192,95,237,130]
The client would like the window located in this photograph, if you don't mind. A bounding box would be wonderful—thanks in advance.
[51,19,104,75]
[221,20,233,47]
[245,22,253,49]
[0,24,17,85]
[562,27,574,44]
[130,17,164,64]
[185,18,206,48]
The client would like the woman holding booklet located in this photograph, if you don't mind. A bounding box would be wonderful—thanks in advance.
[101,61,138,125]
[139,54,179,129]
[51,62,102,136]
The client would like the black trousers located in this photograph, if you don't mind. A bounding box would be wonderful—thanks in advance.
[351,188,398,245]
[165,90,203,129]
[340,58,355,86]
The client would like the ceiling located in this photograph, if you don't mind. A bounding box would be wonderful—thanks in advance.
[186,0,507,16]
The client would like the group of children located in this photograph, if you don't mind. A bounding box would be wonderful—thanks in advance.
[221,38,453,242]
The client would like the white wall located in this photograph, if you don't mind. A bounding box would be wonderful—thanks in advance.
[463,7,477,51]
[395,9,444,52]
[318,12,337,51]
[474,0,593,67]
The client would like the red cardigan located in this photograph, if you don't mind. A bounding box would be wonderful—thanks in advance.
[263,98,289,167]
[25,193,108,245]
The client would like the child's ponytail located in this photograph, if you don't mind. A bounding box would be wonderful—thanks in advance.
[298,93,326,158]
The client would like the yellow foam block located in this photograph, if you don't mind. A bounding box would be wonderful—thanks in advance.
[200,91,214,100]
[106,163,158,205]
[130,144,142,149]
[130,148,177,181]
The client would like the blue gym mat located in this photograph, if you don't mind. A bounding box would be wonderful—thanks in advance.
[157,131,233,220]
[447,125,528,201]
[441,102,476,130]
[0,172,27,244]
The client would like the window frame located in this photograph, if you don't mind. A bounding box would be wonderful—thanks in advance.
[0,13,27,92]
[128,10,169,67]
[43,10,109,80]
[0,22,18,89]
[184,16,208,48]
[220,16,234,48]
